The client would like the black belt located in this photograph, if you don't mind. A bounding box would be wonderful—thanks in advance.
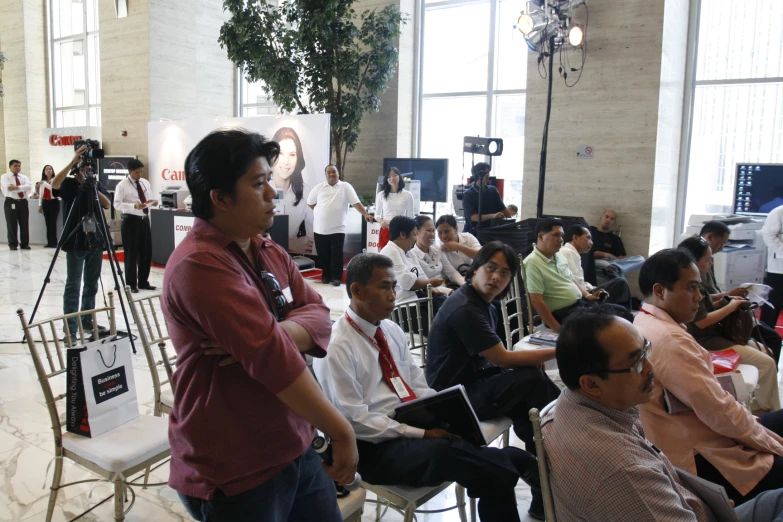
[121,214,149,220]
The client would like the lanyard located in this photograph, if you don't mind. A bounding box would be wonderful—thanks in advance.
[344,313,399,379]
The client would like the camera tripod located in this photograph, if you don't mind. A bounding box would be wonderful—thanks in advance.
[27,170,137,354]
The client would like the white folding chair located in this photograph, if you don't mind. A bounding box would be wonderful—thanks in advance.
[519,259,541,334]
[390,285,433,367]
[501,266,525,349]
[529,400,558,522]
[338,488,366,522]
[363,481,468,522]
[124,285,175,416]
[17,293,170,522]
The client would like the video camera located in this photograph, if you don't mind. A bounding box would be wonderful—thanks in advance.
[74,139,105,165]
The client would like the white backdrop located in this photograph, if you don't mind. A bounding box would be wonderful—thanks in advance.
[148,115,331,254]
[41,127,103,183]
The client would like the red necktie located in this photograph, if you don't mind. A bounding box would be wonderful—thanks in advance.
[135,180,149,215]
[374,327,417,402]
[15,175,24,199]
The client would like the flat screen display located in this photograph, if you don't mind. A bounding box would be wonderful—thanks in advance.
[382,158,449,203]
[733,163,783,216]
[98,156,137,191]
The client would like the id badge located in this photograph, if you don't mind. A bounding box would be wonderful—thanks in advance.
[390,376,410,399]
[11,203,15,210]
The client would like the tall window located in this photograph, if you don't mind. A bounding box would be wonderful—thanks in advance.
[419,0,527,214]
[238,73,278,117]
[49,0,101,127]
[682,0,783,222]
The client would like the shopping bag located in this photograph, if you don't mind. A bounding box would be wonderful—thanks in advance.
[710,349,741,374]
[66,336,138,438]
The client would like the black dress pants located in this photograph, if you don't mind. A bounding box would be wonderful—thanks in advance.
[357,436,527,522]
[695,409,783,506]
[314,232,345,283]
[761,272,783,329]
[42,199,60,246]
[4,198,29,248]
[465,366,561,455]
[121,215,152,288]
[552,298,634,326]
[593,277,633,310]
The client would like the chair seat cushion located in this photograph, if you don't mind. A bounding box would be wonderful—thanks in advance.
[738,363,759,396]
[161,388,174,408]
[63,414,170,473]
[338,487,366,518]
[480,416,513,444]
[368,482,451,503]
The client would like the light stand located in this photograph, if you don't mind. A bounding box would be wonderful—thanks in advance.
[536,35,556,219]
[27,170,137,354]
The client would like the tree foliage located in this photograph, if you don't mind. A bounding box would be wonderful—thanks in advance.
[220,0,408,177]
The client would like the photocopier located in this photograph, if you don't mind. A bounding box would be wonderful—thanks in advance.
[683,214,767,290]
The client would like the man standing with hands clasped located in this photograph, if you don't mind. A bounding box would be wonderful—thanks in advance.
[113,159,158,293]
[2,159,33,250]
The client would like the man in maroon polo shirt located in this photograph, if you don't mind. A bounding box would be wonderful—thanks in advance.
[161,128,358,522]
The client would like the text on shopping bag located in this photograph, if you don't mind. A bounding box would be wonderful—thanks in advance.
[91,367,130,404]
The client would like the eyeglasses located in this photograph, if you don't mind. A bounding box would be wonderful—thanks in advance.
[604,339,652,375]
[483,263,512,279]
[259,270,292,321]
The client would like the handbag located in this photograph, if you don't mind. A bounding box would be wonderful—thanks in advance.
[709,349,741,374]
[721,302,758,346]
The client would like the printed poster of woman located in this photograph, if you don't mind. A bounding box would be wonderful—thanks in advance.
[269,127,315,254]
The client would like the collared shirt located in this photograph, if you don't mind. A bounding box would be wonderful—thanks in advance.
[375,189,414,221]
[523,247,582,312]
[411,242,465,286]
[461,183,506,235]
[313,307,436,442]
[426,284,501,390]
[379,240,425,303]
[161,218,332,500]
[113,176,152,217]
[542,388,714,522]
[306,180,360,235]
[38,180,56,206]
[762,205,783,274]
[1,172,33,199]
[703,265,721,294]
[560,242,593,290]
[634,303,783,495]
[438,232,480,274]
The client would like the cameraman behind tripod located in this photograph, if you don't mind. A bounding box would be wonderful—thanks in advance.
[52,145,111,340]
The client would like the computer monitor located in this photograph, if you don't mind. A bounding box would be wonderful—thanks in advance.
[382,158,449,203]
[733,163,783,216]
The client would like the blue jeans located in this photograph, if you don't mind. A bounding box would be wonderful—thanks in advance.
[178,447,343,522]
[63,250,103,333]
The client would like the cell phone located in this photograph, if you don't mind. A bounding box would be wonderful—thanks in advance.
[597,290,609,302]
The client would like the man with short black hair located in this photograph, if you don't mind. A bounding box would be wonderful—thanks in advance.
[113,158,158,293]
[315,253,542,522]
[52,146,111,338]
[461,162,512,235]
[545,307,783,522]
[635,249,783,505]
[2,159,33,250]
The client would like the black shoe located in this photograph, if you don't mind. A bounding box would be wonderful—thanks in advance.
[321,279,331,284]
[138,284,157,290]
[20,245,31,250]
[331,280,341,287]
[528,488,545,520]
[9,246,17,250]
[45,244,56,248]
[130,287,139,294]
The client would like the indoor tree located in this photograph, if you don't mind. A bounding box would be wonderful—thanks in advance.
[220,0,408,178]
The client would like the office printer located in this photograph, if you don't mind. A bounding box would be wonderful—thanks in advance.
[684,214,767,289]
[160,186,190,210]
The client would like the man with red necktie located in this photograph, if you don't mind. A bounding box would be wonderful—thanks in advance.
[314,253,542,522]
[2,159,33,250]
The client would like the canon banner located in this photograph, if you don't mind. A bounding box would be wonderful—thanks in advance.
[148,115,330,254]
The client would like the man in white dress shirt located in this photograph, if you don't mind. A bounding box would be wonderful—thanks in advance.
[113,159,158,293]
[307,164,373,286]
[561,224,632,310]
[2,159,33,250]
[313,253,542,522]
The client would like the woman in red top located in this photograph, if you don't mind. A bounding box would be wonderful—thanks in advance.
[37,165,59,247]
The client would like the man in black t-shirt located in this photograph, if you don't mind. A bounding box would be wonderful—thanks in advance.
[589,209,645,278]
[52,146,111,338]
[461,163,513,236]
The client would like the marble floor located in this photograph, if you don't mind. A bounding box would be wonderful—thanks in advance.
[0,246,538,522]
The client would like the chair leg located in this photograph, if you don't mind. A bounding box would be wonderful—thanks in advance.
[114,476,125,521]
[143,466,151,488]
[456,484,468,522]
[502,429,510,448]
[470,497,477,522]
[45,457,64,522]
[375,495,382,522]
[403,502,416,522]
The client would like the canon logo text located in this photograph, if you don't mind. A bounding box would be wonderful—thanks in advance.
[49,135,83,147]
[161,168,186,181]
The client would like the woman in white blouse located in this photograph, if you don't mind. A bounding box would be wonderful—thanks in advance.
[270,127,314,254]
[411,215,464,295]
[375,166,414,250]
[37,164,59,248]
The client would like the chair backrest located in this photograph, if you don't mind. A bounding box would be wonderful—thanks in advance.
[519,259,540,334]
[501,267,525,348]
[124,286,176,405]
[17,294,117,447]
[390,284,433,366]
[529,399,558,522]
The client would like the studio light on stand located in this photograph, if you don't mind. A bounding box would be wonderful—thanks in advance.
[515,0,588,218]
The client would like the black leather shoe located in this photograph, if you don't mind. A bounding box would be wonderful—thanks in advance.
[21,245,31,250]
[138,284,157,290]
[9,246,17,250]
[528,488,545,520]
[130,287,139,294]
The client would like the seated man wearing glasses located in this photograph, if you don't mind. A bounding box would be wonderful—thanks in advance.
[426,242,561,520]
[634,249,783,506]
[544,306,783,522]
[161,129,358,522]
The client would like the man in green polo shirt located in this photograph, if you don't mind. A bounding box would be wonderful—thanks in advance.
[523,218,633,332]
